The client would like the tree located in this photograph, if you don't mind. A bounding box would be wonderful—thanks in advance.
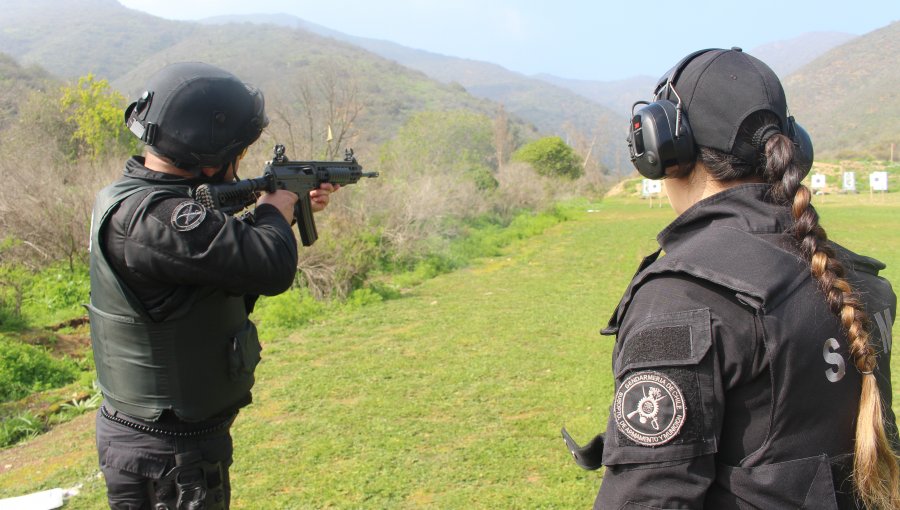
[380,110,496,189]
[273,64,362,160]
[511,136,583,179]
[59,74,138,160]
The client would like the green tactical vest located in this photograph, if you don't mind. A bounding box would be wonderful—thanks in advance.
[87,177,261,422]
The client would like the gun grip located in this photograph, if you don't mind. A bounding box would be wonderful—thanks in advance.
[294,193,318,247]
[561,427,605,471]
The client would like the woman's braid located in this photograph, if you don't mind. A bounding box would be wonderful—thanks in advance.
[764,132,897,509]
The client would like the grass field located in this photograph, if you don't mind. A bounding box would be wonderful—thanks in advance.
[1,192,898,509]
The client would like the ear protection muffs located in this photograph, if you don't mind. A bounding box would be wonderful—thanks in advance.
[627,48,815,180]
[731,115,814,179]
[627,49,714,179]
[627,97,695,180]
[786,116,814,178]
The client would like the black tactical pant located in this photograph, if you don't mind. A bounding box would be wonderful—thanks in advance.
[96,408,234,510]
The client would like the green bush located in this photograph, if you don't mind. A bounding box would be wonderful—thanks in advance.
[23,263,89,326]
[341,288,384,310]
[252,288,326,333]
[466,165,498,191]
[512,136,583,180]
[0,337,79,402]
[0,261,89,331]
[0,257,29,329]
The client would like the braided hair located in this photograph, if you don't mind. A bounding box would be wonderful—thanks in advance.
[694,111,900,509]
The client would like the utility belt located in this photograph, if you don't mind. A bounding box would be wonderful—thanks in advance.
[100,404,235,438]
[99,403,234,509]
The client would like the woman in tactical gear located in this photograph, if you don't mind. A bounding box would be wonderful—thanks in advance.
[564,48,899,509]
[89,62,336,509]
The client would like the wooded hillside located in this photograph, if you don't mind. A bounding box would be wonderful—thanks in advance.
[784,21,900,160]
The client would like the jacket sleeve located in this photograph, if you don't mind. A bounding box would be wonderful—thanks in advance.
[597,456,716,509]
[122,194,298,297]
[595,275,763,509]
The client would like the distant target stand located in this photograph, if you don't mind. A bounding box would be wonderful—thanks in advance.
[842,172,857,193]
[810,171,891,201]
[810,173,827,194]
[641,179,664,208]
[870,171,889,201]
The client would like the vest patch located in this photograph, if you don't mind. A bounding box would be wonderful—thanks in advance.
[171,201,207,231]
[614,370,686,446]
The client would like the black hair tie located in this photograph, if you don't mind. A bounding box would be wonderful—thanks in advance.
[752,124,782,151]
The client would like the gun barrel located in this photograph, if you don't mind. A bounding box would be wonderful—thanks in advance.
[313,166,379,186]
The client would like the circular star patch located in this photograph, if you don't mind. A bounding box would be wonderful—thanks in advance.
[171,201,207,231]
[614,370,686,446]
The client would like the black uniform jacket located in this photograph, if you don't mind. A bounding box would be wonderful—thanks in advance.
[595,184,897,509]
[102,157,298,322]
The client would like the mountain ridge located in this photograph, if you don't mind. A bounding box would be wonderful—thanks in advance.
[784,21,900,159]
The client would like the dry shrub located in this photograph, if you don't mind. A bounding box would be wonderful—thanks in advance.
[355,172,487,262]
[573,164,613,200]
[492,162,559,217]
[292,168,491,297]
[0,151,120,269]
[295,188,384,300]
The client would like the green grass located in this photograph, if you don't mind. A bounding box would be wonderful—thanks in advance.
[1,192,898,508]
[0,262,90,332]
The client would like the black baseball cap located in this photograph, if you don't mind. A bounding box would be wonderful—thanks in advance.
[656,48,789,155]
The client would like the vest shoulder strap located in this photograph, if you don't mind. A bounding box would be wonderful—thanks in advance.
[605,227,808,335]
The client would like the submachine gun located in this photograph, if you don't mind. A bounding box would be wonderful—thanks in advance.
[194,144,378,246]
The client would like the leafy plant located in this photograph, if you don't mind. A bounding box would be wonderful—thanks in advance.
[252,287,327,334]
[512,136,583,180]
[22,262,90,327]
[379,110,497,181]
[60,386,102,414]
[59,74,139,160]
[0,412,44,448]
[0,337,79,403]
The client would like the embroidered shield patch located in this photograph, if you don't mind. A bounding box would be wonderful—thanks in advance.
[171,201,207,231]
[614,370,686,446]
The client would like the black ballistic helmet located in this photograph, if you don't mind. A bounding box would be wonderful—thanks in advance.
[125,62,268,170]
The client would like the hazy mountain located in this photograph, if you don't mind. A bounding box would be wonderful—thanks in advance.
[109,24,509,151]
[532,74,656,120]
[0,0,196,80]
[784,21,899,160]
[201,13,629,173]
[0,2,518,153]
[0,53,56,132]
[748,32,857,77]
[0,1,895,167]
[534,31,857,121]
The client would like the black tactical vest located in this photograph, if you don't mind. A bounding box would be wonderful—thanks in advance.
[88,177,261,421]
[604,225,895,509]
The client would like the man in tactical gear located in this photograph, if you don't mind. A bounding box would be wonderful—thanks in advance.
[88,62,337,509]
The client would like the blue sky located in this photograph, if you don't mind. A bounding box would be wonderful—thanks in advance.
[118,0,899,81]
